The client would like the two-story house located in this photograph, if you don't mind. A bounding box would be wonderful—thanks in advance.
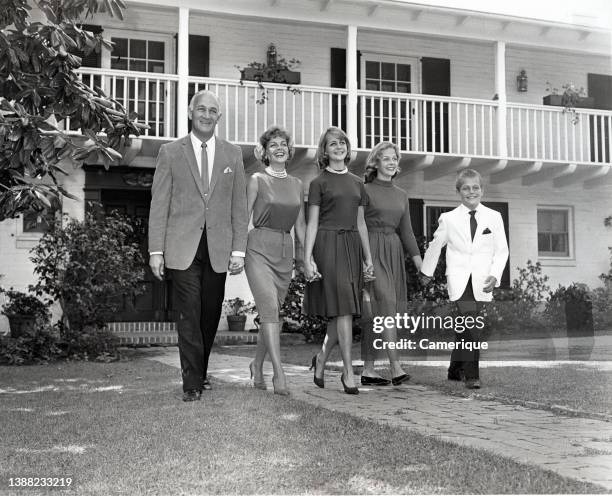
[1,0,611,331]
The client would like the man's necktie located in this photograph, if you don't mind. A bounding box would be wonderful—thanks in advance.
[201,142,209,194]
[469,210,477,241]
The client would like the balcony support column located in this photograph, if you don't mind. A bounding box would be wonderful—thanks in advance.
[346,25,358,146]
[495,41,508,158]
[177,7,190,137]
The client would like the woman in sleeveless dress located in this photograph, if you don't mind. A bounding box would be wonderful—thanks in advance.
[303,127,374,394]
[360,141,423,387]
[245,126,305,395]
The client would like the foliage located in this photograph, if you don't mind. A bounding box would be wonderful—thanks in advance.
[235,45,301,104]
[482,260,550,333]
[1,288,49,321]
[0,322,119,365]
[545,81,588,124]
[281,272,327,342]
[0,325,60,365]
[590,286,612,330]
[0,0,145,220]
[599,247,612,286]
[406,236,448,303]
[29,207,145,331]
[223,297,256,317]
[57,323,119,361]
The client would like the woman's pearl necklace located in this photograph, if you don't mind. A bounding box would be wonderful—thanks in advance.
[326,166,348,174]
[265,166,287,178]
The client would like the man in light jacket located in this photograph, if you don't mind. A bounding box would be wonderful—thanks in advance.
[148,90,248,401]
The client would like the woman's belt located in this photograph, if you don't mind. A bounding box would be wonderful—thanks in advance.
[368,226,396,234]
[253,226,292,258]
[318,227,357,233]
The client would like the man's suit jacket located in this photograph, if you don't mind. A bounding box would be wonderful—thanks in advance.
[421,203,509,302]
[148,135,248,272]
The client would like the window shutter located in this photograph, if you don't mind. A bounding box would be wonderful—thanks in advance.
[189,35,209,77]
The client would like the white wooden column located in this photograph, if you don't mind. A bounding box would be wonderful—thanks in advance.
[346,25,358,146]
[495,41,508,157]
[177,7,189,137]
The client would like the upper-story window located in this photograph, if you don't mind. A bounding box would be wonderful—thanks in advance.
[103,33,173,136]
[111,38,165,73]
[360,54,419,150]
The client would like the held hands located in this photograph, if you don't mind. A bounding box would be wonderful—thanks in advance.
[363,261,375,283]
[304,258,322,283]
[228,255,244,275]
[419,271,432,287]
[149,254,165,281]
[483,275,497,293]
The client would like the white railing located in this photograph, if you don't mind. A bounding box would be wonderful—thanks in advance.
[188,77,347,146]
[76,68,179,138]
[73,68,612,165]
[357,90,498,156]
[507,103,612,164]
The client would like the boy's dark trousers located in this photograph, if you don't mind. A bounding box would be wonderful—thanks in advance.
[448,276,485,381]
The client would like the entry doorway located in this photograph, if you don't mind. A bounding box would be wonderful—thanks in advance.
[98,189,172,321]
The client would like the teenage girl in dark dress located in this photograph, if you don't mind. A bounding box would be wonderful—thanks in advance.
[303,127,374,394]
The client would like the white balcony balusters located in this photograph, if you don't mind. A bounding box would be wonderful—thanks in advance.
[73,68,611,166]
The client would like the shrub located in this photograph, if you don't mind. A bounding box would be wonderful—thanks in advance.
[1,288,50,321]
[486,260,550,334]
[406,236,448,303]
[0,326,60,365]
[57,324,119,362]
[281,272,327,343]
[29,208,145,332]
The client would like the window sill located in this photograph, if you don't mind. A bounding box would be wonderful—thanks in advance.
[537,257,576,267]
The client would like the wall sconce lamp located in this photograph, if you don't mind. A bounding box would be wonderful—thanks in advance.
[516,69,528,92]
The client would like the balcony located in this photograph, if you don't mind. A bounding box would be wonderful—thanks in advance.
[75,68,612,187]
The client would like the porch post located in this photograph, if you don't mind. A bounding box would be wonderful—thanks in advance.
[495,41,508,157]
[346,25,358,146]
[177,7,189,137]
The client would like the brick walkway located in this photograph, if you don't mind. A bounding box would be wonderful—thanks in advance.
[147,349,612,490]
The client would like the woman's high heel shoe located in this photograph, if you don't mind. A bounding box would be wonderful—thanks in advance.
[249,361,267,390]
[341,373,359,395]
[272,376,290,396]
[310,354,324,388]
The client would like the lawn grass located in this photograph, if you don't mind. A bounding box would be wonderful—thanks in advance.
[0,358,606,494]
[217,341,612,416]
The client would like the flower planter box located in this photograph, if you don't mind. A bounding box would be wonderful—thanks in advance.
[226,315,247,332]
[241,68,301,85]
[542,95,595,109]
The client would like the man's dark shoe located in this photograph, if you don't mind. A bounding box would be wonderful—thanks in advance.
[465,379,481,389]
[361,375,391,386]
[447,370,465,381]
[201,378,212,391]
[182,389,201,402]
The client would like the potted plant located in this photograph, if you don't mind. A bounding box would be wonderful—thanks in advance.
[543,82,595,124]
[238,44,301,85]
[1,288,50,338]
[223,297,256,332]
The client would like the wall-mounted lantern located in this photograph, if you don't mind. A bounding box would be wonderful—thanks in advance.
[516,69,528,92]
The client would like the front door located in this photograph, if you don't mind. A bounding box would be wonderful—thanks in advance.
[100,189,171,321]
